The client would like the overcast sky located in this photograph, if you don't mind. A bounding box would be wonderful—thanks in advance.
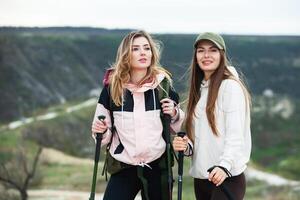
[1,0,300,35]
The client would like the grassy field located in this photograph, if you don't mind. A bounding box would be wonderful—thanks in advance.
[1,99,300,199]
[37,159,300,199]
[1,130,300,199]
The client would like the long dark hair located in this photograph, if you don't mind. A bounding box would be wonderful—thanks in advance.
[185,46,251,143]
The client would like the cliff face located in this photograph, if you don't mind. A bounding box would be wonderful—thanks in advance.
[0,28,123,122]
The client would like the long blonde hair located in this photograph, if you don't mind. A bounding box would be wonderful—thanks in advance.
[109,30,171,106]
[185,46,251,143]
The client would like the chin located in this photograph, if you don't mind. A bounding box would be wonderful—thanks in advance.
[141,63,151,68]
[134,66,150,70]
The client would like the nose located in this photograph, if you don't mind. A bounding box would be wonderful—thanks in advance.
[204,50,209,58]
[140,49,146,55]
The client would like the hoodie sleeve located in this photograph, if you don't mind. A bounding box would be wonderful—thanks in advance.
[92,86,113,146]
[218,79,248,171]
[168,86,185,134]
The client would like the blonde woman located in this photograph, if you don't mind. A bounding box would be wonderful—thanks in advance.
[173,32,251,200]
[91,30,184,200]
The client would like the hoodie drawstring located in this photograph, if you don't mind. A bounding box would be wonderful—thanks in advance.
[137,162,153,169]
[121,90,124,128]
[152,89,157,118]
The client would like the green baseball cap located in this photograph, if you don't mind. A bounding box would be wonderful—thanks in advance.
[194,32,226,51]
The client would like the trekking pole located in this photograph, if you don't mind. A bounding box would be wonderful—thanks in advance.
[207,167,235,200]
[89,115,106,200]
[163,114,173,200]
[177,132,186,200]
[160,78,173,200]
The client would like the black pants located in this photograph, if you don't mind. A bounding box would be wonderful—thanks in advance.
[103,160,166,200]
[194,173,246,200]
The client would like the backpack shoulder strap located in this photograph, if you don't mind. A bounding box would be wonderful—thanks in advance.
[101,85,114,180]
[158,77,171,100]
[101,69,116,180]
[102,68,114,87]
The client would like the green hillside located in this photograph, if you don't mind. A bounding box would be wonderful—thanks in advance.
[1,27,300,122]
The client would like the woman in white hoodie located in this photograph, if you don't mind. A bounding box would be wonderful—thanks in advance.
[173,32,251,200]
[91,30,184,200]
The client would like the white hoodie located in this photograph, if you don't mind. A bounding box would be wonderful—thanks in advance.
[189,66,251,179]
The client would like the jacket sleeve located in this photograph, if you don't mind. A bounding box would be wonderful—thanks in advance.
[218,80,250,171]
[92,86,113,147]
[168,86,185,134]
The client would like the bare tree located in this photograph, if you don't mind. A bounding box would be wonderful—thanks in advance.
[0,146,42,200]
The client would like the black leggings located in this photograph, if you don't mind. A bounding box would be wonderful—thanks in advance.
[194,173,246,200]
[103,161,166,200]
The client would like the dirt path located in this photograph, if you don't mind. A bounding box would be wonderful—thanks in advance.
[245,167,300,186]
[28,189,103,200]
[28,189,142,200]
[1,98,97,130]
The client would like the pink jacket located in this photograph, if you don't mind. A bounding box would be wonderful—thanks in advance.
[93,73,184,166]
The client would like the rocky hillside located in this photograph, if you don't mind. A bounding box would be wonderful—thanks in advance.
[1,27,300,122]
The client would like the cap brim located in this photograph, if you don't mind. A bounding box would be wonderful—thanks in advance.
[194,39,223,50]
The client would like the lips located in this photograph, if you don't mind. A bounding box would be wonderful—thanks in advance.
[139,58,147,63]
[202,60,213,65]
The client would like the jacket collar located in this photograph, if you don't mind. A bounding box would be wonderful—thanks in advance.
[125,73,165,93]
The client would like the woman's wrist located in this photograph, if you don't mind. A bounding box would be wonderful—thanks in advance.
[171,106,179,122]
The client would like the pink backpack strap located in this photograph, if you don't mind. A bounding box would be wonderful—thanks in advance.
[102,68,114,86]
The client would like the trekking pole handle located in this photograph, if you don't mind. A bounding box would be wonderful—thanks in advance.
[177,131,186,154]
[177,131,186,138]
[177,131,186,175]
[96,115,106,138]
[95,115,105,162]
